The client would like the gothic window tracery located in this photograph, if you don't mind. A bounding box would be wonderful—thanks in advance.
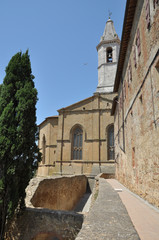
[107,125,114,160]
[72,127,83,160]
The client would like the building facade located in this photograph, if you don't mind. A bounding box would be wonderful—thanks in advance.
[112,0,159,207]
[37,18,120,177]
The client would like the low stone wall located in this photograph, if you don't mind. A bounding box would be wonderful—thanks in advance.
[76,178,140,240]
[6,175,88,240]
[6,208,83,240]
[28,175,87,211]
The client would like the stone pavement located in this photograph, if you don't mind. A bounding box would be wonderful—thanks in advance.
[107,179,159,240]
[76,178,140,240]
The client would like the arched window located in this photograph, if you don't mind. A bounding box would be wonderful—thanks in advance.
[107,125,114,160]
[72,127,83,160]
[42,134,46,164]
[107,47,113,63]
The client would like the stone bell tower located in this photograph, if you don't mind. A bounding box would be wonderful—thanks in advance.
[96,18,120,93]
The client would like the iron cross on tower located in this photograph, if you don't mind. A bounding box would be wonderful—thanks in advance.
[108,10,112,19]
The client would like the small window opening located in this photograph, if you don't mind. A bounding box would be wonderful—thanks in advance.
[139,94,143,103]
[42,134,46,164]
[155,59,159,72]
[153,0,159,9]
[132,147,135,167]
[107,48,113,63]
[133,45,137,68]
[156,91,159,98]
[131,111,133,117]
[145,0,151,29]
[136,28,141,57]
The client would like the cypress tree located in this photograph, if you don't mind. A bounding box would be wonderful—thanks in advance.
[0,50,41,239]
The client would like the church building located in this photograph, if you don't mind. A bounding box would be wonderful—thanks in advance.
[37,18,120,177]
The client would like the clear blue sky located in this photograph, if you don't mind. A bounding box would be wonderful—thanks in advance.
[0,0,126,125]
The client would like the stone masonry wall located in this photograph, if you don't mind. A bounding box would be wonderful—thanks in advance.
[114,0,159,208]
[26,175,87,211]
[5,208,83,240]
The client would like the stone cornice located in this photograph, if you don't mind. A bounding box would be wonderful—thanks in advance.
[98,62,117,69]
[57,138,107,143]
[96,39,120,51]
[58,108,112,115]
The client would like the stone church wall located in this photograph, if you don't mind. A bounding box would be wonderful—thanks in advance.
[114,0,159,207]
[38,117,58,176]
[56,94,115,163]
[38,93,116,177]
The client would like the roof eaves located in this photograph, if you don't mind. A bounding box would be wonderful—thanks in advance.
[113,0,138,93]
[38,115,58,127]
[57,96,94,112]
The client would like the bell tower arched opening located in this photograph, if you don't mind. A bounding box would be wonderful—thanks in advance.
[107,47,113,63]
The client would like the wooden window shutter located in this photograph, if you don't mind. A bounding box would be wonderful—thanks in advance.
[133,45,137,68]
[145,0,150,28]
[136,28,141,56]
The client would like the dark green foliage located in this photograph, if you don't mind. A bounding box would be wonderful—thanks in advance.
[0,51,41,239]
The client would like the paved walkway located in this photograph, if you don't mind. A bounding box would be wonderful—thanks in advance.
[107,179,159,240]
[76,178,159,240]
[76,178,140,240]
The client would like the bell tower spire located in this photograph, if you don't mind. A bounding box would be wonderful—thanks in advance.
[96,18,120,93]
